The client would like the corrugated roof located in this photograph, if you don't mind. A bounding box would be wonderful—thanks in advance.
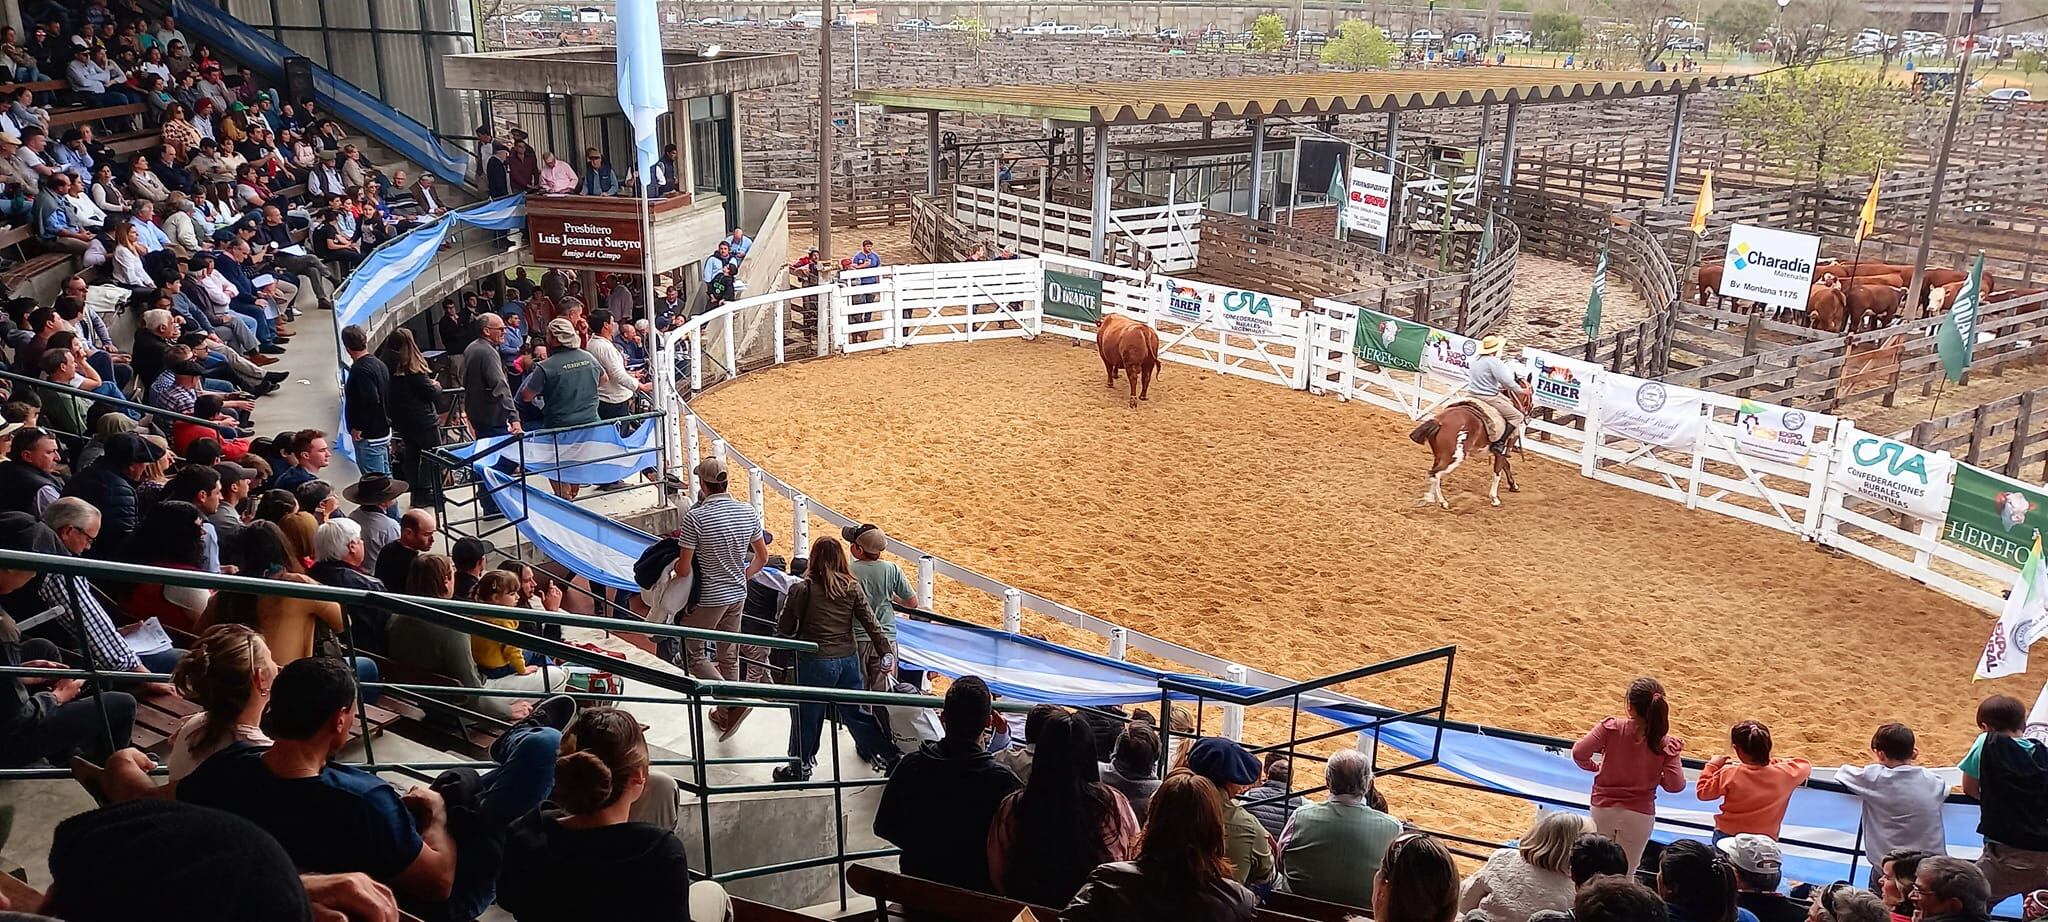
[854,69,1738,124]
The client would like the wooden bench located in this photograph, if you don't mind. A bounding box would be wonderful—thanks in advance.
[1267,891,1372,921]
[102,129,160,157]
[46,103,143,128]
[847,863,1059,922]
[1,250,68,290]
[731,897,823,921]
[0,79,66,96]
[127,681,403,758]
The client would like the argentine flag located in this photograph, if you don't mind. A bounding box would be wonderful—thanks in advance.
[1980,532,2047,680]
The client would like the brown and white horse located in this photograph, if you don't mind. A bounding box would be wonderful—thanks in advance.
[1407,387,1533,509]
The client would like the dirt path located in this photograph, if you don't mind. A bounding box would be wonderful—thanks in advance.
[1490,254,1652,349]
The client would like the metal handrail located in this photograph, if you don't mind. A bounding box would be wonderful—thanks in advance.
[0,549,814,650]
[0,366,217,430]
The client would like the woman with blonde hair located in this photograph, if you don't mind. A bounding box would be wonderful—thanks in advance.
[771,535,897,783]
[1459,810,1595,922]
[277,510,319,571]
[84,624,277,801]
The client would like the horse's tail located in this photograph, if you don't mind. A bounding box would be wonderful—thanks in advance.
[1409,418,1441,444]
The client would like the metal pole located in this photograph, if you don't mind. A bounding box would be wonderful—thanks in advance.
[818,0,834,262]
[1382,111,1399,256]
[925,111,939,197]
[1663,91,1686,202]
[1906,0,1985,318]
[851,24,861,141]
[1500,101,1520,193]
[1247,117,1266,222]
[1089,124,1111,261]
[1285,135,1301,228]
[1475,103,1493,205]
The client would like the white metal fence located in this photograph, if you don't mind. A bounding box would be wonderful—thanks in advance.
[951,186,1202,272]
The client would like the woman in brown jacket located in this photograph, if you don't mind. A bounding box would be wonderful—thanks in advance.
[772,536,901,782]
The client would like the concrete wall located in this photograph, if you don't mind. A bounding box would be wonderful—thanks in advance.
[675,785,897,908]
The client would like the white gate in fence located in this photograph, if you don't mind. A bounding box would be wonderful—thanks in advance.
[952,187,1201,272]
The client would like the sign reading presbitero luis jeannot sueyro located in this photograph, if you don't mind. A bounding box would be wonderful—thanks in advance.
[1042,269,1103,323]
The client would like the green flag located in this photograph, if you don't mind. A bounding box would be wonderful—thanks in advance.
[1938,252,1987,383]
[1583,233,1610,340]
[1353,308,1429,372]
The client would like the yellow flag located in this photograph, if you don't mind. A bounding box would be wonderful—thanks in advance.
[1689,169,1714,237]
[1856,174,1881,245]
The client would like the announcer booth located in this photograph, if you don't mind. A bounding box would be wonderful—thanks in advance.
[443,45,801,303]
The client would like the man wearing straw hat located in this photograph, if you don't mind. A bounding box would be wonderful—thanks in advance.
[1466,334,1527,457]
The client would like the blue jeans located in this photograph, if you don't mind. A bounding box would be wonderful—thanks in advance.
[352,656,381,706]
[138,647,183,675]
[354,435,391,475]
[230,300,275,346]
[789,654,897,766]
[444,724,560,920]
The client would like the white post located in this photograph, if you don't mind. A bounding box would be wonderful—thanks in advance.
[916,555,935,607]
[748,466,765,519]
[1248,118,1266,222]
[1002,588,1023,633]
[1222,663,1248,741]
[684,415,701,476]
[817,286,834,358]
[1108,626,1127,660]
[712,438,727,465]
[792,495,811,558]
[773,300,786,364]
[1088,126,1111,261]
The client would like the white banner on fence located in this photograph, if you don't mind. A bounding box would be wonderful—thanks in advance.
[1153,277,1302,339]
[1719,223,1820,313]
[1831,432,1955,521]
[1599,372,1705,449]
[1525,349,1602,416]
[1733,399,1820,468]
[1423,328,1482,382]
[1344,167,1394,238]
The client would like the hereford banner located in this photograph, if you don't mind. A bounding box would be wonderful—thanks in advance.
[1831,432,1952,521]
[1352,308,1429,372]
[1525,348,1601,416]
[1732,399,1819,467]
[1943,464,2048,570]
[1597,372,1705,450]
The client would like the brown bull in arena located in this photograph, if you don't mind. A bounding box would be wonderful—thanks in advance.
[1096,314,1161,407]
[1807,283,1848,333]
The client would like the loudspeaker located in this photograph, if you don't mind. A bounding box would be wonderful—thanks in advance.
[283,56,316,106]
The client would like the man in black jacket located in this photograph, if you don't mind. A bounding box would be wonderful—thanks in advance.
[0,427,64,516]
[874,675,1019,894]
[341,324,391,477]
[59,432,159,557]
[486,145,514,248]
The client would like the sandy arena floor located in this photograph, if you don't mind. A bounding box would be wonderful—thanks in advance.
[695,338,2017,821]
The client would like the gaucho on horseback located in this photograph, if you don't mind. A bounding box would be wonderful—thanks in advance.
[1465,335,1527,456]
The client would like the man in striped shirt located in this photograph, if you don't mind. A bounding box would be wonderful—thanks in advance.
[670,456,768,739]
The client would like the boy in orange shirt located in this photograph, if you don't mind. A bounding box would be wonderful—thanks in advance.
[1697,719,1813,841]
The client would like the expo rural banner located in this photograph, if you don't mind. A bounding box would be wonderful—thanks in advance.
[1598,372,1705,450]
[1731,400,1818,467]
[1830,432,1953,522]
[1525,348,1602,416]
[1343,167,1394,239]
[1718,223,1821,314]
[1156,278,1300,338]
[1422,328,1483,382]
[1943,464,2048,569]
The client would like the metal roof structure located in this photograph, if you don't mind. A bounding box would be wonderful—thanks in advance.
[855,68,1740,125]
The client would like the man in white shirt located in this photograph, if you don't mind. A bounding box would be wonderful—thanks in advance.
[585,308,651,489]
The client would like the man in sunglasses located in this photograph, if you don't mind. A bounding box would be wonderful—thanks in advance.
[577,146,618,197]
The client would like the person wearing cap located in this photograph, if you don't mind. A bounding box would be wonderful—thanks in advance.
[844,522,923,691]
[1465,334,1529,456]
[60,429,160,555]
[0,426,62,516]
[1186,736,1277,886]
[0,131,36,226]
[343,474,405,572]
[0,514,139,770]
[667,455,770,736]
[63,43,125,116]
[520,318,600,496]
[210,461,255,553]
[1715,834,1806,922]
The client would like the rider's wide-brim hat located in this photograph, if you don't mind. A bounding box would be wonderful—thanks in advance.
[1477,335,1507,356]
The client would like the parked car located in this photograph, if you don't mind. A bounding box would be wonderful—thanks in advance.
[896,18,931,31]
[1986,87,2033,103]
[1664,36,1705,50]
[1451,31,1481,46]
[1156,26,1182,40]
[1496,29,1531,46]
[1411,28,1443,44]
